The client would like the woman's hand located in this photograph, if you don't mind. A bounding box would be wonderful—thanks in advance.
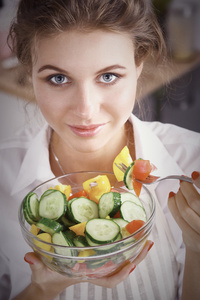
[168,171,200,300]
[88,239,153,288]
[168,171,200,252]
[18,240,153,299]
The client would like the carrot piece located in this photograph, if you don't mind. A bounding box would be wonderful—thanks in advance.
[125,219,145,239]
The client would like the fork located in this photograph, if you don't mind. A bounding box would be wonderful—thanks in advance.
[114,163,193,185]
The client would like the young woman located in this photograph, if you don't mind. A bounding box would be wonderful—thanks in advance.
[0,0,200,299]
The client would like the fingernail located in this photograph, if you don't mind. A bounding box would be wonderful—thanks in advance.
[24,256,34,265]
[180,175,187,183]
[169,191,176,198]
[192,171,199,180]
[147,242,154,252]
[129,265,136,274]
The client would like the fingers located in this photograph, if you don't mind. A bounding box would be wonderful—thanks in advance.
[24,252,47,272]
[170,189,200,233]
[88,261,136,288]
[192,171,200,189]
[180,181,200,216]
[24,252,52,286]
[130,240,154,265]
[168,185,200,252]
[24,241,154,290]
[89,239,154,289]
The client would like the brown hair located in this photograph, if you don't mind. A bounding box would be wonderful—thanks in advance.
[9,0,166,70]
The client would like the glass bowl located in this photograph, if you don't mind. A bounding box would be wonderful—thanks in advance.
[19,171,155,280]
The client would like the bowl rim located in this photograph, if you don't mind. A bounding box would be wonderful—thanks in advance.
[18,171,156,260]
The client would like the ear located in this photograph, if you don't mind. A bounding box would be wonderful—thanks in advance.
[136,62,143,79]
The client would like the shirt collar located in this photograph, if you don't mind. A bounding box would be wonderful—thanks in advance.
[11,115,184,195]
[11,124,54,195]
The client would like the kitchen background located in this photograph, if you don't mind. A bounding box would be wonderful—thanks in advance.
[0,0,200,141]
[134,0,200,132]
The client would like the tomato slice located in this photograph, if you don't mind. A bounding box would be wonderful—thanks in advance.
[132,179,142,198]
[125,219,145,239]
[68,189,88,201]
[132,159,152,196]
[132,159,152,181]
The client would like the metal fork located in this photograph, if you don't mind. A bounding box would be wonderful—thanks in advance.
[114,163,193,184]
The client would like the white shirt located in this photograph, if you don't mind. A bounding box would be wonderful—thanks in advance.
[0,115,200,300]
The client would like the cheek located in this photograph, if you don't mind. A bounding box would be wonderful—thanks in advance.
[34,93,63,126]
[33,82,65,119]
[110,83,136,114]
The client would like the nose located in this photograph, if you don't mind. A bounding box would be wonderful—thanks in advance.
[73,83,99,119]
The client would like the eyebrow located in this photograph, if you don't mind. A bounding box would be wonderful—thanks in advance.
[38,64,126,74]
[38,65,67,73]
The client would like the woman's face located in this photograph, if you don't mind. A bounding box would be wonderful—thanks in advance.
[32,30,142,153]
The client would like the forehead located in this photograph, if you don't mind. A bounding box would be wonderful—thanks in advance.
[32,30,135,71]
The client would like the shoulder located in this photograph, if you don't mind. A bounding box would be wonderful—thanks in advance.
[131,114,200,147]
[146,121,200,145]
[145,121,200,172]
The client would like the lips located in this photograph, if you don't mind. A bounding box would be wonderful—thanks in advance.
[68,124,105,137]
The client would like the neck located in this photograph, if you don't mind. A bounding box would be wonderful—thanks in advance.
[50,121,135,176]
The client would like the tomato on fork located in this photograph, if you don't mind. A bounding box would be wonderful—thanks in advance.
[132,159,152,197]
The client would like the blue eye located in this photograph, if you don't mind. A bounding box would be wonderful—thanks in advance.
[99,73,118,84]
[49,74,68,85]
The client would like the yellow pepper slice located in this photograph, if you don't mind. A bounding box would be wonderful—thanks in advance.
[69,222,87,236]
[30,224,40,236]
[77,249,96,263]
[34,233,53,260]
[83,175,111,204]
[113,146,133,181]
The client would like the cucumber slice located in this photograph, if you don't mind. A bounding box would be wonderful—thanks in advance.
[52,231,77,256]
[65,198,78,221]
[23,192,40,223]
[73,235,89,247]
[60,215,75,227]
[40,189,55,199]
[39,189,67,220]
[85,219,120,245]
[98,192,121,218]
[123,162,134,189]
[36,218,63,235]
[27,192,40,221]
[23,206,36,225]
[121,192,143,208]
[120,201,147,222]
[67,197,98,223]
[63,230,76,241]
[85,232,122,253]
[112,218,129,230]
